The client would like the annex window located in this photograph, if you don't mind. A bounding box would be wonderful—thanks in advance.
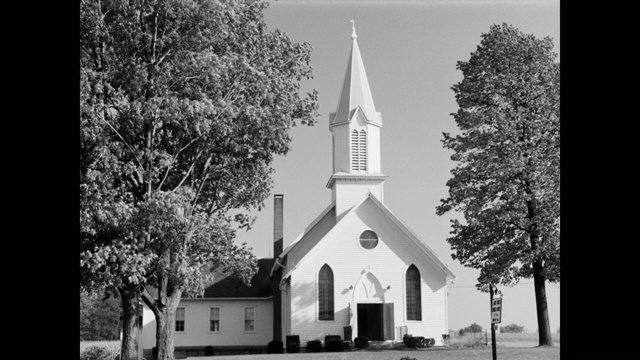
[406,265,422,320]
[175,307,185,332]
[318,264,334,320]
[210,307,220,332]
[351,129,367,171]
[359,230,379,250]
[244,306,255,332]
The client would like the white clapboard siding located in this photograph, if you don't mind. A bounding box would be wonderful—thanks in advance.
[287,197,448,345]
[333,180,384,218]
[142,298,273,351]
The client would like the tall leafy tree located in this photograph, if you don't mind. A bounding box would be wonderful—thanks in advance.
[80,0,319,359]
[436,23,559,346]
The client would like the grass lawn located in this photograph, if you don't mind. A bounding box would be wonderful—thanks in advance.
[80,333,560,360]
[193,347,559,360]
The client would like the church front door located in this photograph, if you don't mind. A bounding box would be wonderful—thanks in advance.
[357,303,383,340]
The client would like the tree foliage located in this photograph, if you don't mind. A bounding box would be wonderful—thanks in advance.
[80,290,122,341]
[437,23,559,346]
[459,322,483,335]
[437,23,559,286]
[80,0,319,358]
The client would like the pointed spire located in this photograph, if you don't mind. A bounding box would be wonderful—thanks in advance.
[331,20,380,128]
[351,18,357,39]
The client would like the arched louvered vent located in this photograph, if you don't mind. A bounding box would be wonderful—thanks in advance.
[351,129,367,171]
[351,130,359,170]
[359,130,367,170]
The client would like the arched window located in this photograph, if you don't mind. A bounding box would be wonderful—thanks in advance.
[406,265,422,320]
[351,130,359,170]
[359,130,366,170]
[318,264,334,320]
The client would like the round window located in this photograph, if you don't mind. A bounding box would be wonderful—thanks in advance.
[359,230,379,250]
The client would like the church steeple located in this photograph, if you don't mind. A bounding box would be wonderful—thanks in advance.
[327,22,387,218]
[330,20,381,130]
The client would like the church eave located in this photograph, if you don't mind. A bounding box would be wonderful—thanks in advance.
[325,173,388,188]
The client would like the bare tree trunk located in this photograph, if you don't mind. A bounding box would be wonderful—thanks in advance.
[154,289,183,360]
[533,259,553,346]
[119,286,142,360]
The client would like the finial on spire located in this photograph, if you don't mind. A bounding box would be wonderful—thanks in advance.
[351,17,357,39]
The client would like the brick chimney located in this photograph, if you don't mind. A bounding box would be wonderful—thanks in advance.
[273,194,284,259]
[272,194,284,342]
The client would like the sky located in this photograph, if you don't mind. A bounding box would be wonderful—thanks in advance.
[233,0,560,334]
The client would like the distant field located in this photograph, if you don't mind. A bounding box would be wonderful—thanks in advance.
[496,332,560,346]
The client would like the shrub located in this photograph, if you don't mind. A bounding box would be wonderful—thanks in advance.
[306,339,322,353]
[80,345,118,360]
[342,340,352,351]
[286,335,300,353]
[425,338,435,347]
[354,336,369,349]
[459,322,483,335]
[324,335,343,352]
[204,345,214,356]
[500,323,525,333]
[403,334,426,348]
[267,340,284,354]
[449,332,487,349]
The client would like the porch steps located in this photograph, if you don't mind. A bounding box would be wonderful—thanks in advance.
[367,340,400,349]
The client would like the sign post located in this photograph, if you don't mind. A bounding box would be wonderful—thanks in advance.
[490,284,502,360]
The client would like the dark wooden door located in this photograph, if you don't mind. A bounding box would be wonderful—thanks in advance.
[357,304,383,340]
[383,303,395,340]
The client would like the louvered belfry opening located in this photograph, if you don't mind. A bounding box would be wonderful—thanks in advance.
[318,264,334,320]
[406,265,422,321]
[351,129,367,171]
[359,130,367,170]
[351,129,359,170]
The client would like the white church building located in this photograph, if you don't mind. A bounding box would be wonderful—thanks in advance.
[141,25,455,357]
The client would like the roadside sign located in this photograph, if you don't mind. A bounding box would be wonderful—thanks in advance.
[491,297,502,324]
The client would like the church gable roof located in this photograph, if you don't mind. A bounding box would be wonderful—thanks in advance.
[277,202,337,265]
[278,193,455,281]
